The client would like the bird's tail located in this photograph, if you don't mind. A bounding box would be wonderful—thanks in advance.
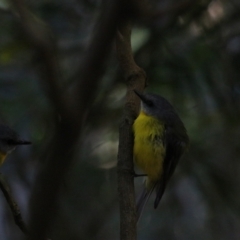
[154,180,166,208]
[136,184,155,222]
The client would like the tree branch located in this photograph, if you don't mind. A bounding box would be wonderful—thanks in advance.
[116,21,146,240]
[0,173,28,235]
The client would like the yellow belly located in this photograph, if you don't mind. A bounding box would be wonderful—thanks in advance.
[133,111,165,185]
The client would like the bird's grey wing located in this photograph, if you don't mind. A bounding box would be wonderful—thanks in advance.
[154,126,186,208]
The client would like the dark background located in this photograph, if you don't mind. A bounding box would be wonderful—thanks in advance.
[0,0,240,239]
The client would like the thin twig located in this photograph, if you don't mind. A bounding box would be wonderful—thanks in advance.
[0,173,28,235]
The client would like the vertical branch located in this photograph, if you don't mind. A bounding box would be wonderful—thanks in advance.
[116,22,146,240]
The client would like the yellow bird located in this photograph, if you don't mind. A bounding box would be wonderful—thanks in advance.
[0,124,31,166]
[133,90,189,220]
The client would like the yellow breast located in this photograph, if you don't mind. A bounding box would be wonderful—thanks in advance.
[133,111,165,184]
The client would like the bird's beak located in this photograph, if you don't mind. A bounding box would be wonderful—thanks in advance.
[133,90,147,103]
[16,140,32,145]
[134,90,144,99]
[134,90,153,107]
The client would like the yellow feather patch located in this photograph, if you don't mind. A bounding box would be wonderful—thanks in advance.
[133,111,165,187]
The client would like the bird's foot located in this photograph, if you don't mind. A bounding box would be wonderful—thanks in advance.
[133,171,147,177]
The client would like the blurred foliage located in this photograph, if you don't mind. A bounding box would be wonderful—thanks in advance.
[0,0,240,239]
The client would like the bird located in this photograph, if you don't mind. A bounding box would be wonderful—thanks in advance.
[133,90,189,220]
[0,124,31,166]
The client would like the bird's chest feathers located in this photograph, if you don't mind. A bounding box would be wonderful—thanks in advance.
[133,112,166,181]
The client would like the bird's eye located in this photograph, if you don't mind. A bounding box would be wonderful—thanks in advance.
[146,100,154,107]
